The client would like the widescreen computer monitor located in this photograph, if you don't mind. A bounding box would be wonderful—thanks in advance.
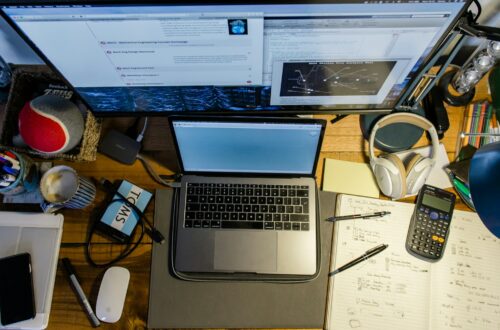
[1,0,470,116]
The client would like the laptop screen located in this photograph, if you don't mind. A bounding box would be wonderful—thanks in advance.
[171,119,324,175]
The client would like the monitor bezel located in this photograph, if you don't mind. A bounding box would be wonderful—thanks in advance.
[0,0,472,117]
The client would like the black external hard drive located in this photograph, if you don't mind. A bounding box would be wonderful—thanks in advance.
[99,129,141,165]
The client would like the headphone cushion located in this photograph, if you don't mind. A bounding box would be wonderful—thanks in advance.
[373,154,407,199]
[406,154,424,173]
[406,156,435,195]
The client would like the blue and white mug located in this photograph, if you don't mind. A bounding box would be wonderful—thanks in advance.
[40,165,95,213]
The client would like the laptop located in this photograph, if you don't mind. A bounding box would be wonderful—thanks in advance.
[169,116,326,280]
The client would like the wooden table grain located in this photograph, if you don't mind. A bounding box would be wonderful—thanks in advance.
[2,75,491,329]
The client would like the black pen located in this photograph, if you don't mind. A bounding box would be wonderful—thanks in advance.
[329,244,388,276]
[326,211,390,222]
[62,258,101,327]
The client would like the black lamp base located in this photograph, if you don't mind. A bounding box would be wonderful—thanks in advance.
[438,70,475,107]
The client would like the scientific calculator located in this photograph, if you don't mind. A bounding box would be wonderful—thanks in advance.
[405,184,456,261]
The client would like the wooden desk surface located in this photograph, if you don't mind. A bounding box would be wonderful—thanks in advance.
[2,76,491,330]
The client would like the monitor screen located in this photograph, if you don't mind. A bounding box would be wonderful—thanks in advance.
[1,1,469,115]
[171,118,324,174]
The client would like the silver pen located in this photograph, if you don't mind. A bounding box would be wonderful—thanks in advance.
[62,258,100,327]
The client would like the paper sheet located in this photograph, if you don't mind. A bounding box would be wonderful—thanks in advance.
[322,159,379,198]
[326,196,430,330]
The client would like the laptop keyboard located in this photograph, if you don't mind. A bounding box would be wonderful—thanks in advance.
[183,183,311,231]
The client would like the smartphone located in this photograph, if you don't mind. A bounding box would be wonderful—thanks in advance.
[0,253,36,325]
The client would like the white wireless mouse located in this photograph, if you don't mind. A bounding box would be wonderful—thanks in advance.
[96,266,130,323]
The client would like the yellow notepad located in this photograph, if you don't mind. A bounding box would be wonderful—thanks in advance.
[322,159,379,198]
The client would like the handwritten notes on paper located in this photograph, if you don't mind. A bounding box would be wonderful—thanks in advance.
[326,195,500,330]
[431,210,500,330]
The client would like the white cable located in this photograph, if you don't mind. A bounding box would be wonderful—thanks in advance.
[137,153,179,187]
[136,117,149,143]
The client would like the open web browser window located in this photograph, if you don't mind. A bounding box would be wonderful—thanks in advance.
[1,1,467,113]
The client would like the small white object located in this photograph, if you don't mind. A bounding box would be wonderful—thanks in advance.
[96,267,130,323]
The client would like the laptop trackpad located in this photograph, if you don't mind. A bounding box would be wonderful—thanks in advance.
[214,231,277,273]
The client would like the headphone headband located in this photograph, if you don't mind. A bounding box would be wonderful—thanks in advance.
[369,113,439,161]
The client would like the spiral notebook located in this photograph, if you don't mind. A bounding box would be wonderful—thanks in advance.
[326,195,500,330]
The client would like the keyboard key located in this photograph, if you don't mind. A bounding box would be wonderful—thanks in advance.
[256,213,264,221]
[185,220,193,228]
[231,213,238,220]
[264,222,274,230]
[202,220,210,228]
[292,223,301,230]
[186,195,198,203]
[301,198,309,213]
[193,220,201,228]
[284,223,291,230]
[301,223,309,231]
[185,212,195,220]
[239,213,247,220]
[186,203,200,211]
[211,221,221,228]
[273,214,281,221]
[297,190,308,197]
[221,221,263,230]
[275,222,283,230]
[291,214,309,222]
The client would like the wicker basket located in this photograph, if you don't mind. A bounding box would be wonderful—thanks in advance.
[0,65,101,162]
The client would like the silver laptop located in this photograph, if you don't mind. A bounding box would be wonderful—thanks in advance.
[169,116,326,279]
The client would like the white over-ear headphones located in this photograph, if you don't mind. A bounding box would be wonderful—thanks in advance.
[369,113,439,200]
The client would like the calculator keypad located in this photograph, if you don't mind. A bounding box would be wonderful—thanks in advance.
[408,207,451,260]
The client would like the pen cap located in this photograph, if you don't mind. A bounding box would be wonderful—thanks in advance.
[0,148,39,196]
[62,258,76,275]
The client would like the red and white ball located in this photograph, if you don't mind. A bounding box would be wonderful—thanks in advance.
[18,95,84,154]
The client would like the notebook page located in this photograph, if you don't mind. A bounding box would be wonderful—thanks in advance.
[430,210,500,329]
[326,195,431,330]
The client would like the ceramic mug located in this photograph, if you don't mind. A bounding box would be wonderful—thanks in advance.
[40,165,96,213]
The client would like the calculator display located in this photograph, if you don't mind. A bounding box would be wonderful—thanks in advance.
[422,194,452,212]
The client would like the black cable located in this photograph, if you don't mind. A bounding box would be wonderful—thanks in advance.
[85,180,165,268]
[472,0,482,23]
[85,200,146,268]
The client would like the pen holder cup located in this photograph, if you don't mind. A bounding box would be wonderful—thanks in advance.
[0,148,39,196]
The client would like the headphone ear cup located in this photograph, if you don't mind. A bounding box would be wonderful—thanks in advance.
[371,154,407,199]
[406,155,435,195]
